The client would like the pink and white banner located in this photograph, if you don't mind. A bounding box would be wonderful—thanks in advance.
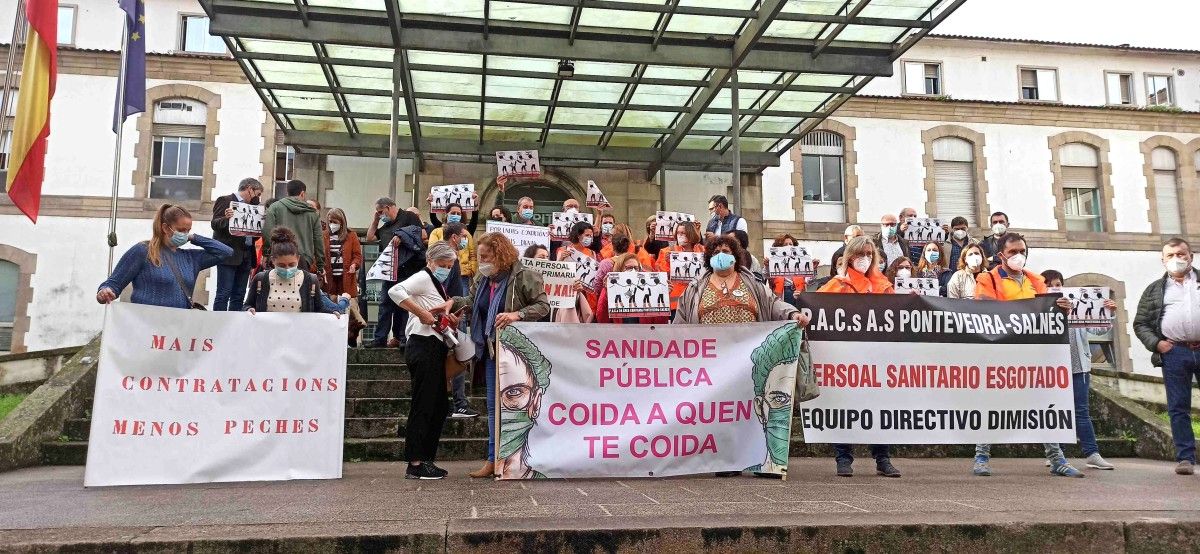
[85,303,347,487]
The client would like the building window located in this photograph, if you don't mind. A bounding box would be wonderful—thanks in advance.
[0,130,10,172]
[1019,67,1058,102]
[180,15,225,54]
[1104,71,1134,106]
[57,5,77,46]
[0,259,17,352]
[1151,147,1182,235]
[799,130,845,223]
[1145,74,1174,106]
[931,137,977,226]
[274,145,296,199]
[1059,142,1103,232]
[150,99,207,201]
[902,61,941,95]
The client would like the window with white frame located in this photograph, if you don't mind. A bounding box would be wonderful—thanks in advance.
[799,130,845,223]
[57,5,77,46]
[1152,147,1182,235]
[180,15,225,54]
[150,99,207,201]
[1145,74,1174,106]
[902,61,942,95]
[1019,68,1058,102]
[931,137,977,226]
[274,143,296,199]
[0,130,10,173]
[1060,142,1103,232]
[0,259,17,353]
[1104,72,1134,106]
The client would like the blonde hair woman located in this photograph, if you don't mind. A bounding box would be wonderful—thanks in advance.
[816,236,893,294]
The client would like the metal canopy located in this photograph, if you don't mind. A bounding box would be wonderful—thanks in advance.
[200,0,965,175]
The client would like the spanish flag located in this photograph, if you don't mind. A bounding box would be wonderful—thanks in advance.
[6,0,57,223]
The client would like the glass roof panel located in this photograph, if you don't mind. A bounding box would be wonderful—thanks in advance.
[608,133,659,148]
[628,84,695,107]
[399,0,485,17]
[678,137,719,150]
[618,110,676,129]
[485,75,555,101]
[578,8,659,31]
[240,38,314,57]
[736,71,788,84]
[553,107,615,126]
[793,73,856,87]
[666,14,746,35]
[485,103,548,124]
[411,70,482,94]
[416,99,480,119]
[680,0,756,8]
[343,94,395,116]
[325,45,393,63]
[762,20,823,39]
[255,60,328,86]
[545,130,602,146]
[745,117,799,135]
[736,138,775,152]
[642,65,711,81]
[692,113,731,132]
[574,61,638,78]
[357,120,411,136]
[558,80,626,105]
[409,50,483,68]
[490,2,573,24]
[422,124,481,140]
[483,126,542,143]
[781,0,844,15]
[290,115,349,133]
[861,0,937,19]
[273,90,340,113]
[488,55,558,73]
[333,65,394,91]
[308,0,384,8]
[765,90,830,112]
[833,25,909,43]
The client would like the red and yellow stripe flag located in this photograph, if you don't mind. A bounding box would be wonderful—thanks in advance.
[6,0,58,223]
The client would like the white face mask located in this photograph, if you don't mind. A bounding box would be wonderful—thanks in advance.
[896,268,912,280]
[1005,253,1026,272]
[852,256,872,274]
[966,253,983,269]
[478,263,496,277]
[676,236,688,247]
[329,223,341,234]
[952,229,967,240]
[565,207,579,214]
[992,223,1007,236]
[1166,258,1191,275]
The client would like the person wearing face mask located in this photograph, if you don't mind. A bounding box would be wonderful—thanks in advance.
[970,233,1083,478]
[592,233,632,293]
[465,233,550,478]
[211,178,264,311]
[515,196,537,225]
[704,194,747,240]
[946,216,972,268]
[98,204,233,309]
[598,213,617,250]
[243,227,337,315]
[980,212,1009,269]
[873,214,910,267]
[946,243,986,299]
[556,221,598,261]
[830,225,864,275]
[815,236,901,478]
[884,257,915,286]
[769,234,806,307]
[366,197,427,348]
[655,221,704,313]
[595,254,669,324]
[388,241,474,480]
[1134,238,1200,476]
[429,202,478,293]
[639,215,668,269]
[427,193,482,234]
[322,208,365,346]
[915,242,952,295]
[488,206,511,223]
[600,224,638,260]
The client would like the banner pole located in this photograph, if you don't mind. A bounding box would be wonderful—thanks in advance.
[0,0,26,149]
[106,16,131,276]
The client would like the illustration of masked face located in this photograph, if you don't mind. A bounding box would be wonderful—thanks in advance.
[497,347,540,460]
[756,364,795,467]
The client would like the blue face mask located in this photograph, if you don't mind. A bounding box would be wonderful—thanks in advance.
[379,214,391,226]
[170,231,189,247]
[274,267,299,280]
[458,237,469,250]
[520,208,534,220]
[710,252,736,271]
[925,251,940,263]
[432,266,452,283]
[447,213,462,224]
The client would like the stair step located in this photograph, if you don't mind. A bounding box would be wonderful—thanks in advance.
[347,397,487,417]
[346,364,409,380]
[347,349,407,365]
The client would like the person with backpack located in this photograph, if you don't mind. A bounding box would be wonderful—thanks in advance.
[244,227,337,315]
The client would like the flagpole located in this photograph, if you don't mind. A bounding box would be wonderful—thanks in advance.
[0,0,26,146]
[107,16,131,275]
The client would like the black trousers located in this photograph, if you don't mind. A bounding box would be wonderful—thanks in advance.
[404,334,450,462]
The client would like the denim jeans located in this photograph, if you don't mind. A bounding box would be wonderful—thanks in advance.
[975,443,1064,463]
[1162,345,1200,463]
[1073,372,1100,457]
[451,371,469,411]
[373,281,405,344]
[213,262,252,312]
[833,444,890,464]
[485,356,496,462]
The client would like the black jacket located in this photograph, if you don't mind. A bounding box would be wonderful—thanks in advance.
[212,193,250,267]
[1134,268,1200,367]
[244,270,330,313]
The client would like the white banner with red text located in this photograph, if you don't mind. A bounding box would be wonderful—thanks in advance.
[794,293,1075,444]
[85,303,347,487]
[494,322,800,479]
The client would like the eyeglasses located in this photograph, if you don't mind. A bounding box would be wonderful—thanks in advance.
[500,383,535,411]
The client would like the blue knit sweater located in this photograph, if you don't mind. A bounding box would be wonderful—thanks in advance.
[99,235,233,309]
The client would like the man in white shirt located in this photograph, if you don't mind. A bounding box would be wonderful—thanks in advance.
[1134,238,1200,475]
[872,214,910,267]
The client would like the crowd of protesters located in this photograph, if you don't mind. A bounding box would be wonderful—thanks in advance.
[97,180,1200,481]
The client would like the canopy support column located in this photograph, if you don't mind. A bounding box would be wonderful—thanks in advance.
[388,51,400,200]
[730,61,741,216]
[658,169,667,211]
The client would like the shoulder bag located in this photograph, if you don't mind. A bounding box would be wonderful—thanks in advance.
[162,253,207,310]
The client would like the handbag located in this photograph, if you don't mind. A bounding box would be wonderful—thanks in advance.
[795,335,820,402]
[162,253,207,310]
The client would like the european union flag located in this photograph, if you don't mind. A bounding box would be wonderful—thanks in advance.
[113,0,145,133]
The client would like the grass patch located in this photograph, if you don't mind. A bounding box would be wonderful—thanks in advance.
[1158,412,1200,436]
[0,393,27,422]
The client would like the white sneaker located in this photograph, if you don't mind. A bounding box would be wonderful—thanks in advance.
[1086,453,1115,470]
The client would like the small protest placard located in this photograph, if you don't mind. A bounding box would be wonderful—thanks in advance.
[767,246,815,278]
[570,250,600,292]
[585,180,611,209]
[1050,286,1113,328]
[365,243,397,283]
[669,251,704,283]
[654,211,697,242]
[229,201,265,237]
[521,257,577,309]
[605,271,670,318]
[431,184,475,213]
[550,211,594,242]
[904,217,946,246]
[486,221,551,253]
[496,150,541,181]
[895,277,940,296]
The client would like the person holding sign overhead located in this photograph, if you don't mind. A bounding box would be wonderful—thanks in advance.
[656,221,704,314]
[595,253,668,324]
[211,177,264,312]
[815,236,901,478]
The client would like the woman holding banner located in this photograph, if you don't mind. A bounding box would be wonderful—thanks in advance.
[815,236,902,478]
[595,253,669,324]
[947,243,986,299]
[524,244,593,324]
[655,219,704,313]
[915,242,952,296]
[244,227,341,315]
[468,234,550,478]
[769,234,806,307]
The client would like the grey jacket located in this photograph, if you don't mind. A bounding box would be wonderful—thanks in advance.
[1134,267,1200,367]
[673,269,798,324]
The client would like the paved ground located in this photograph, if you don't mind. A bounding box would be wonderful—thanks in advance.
[1,458,1198,552]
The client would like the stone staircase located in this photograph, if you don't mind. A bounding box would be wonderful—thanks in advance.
[39,347,1141,464]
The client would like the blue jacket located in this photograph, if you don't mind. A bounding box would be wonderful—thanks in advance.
[99,235,232,309]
